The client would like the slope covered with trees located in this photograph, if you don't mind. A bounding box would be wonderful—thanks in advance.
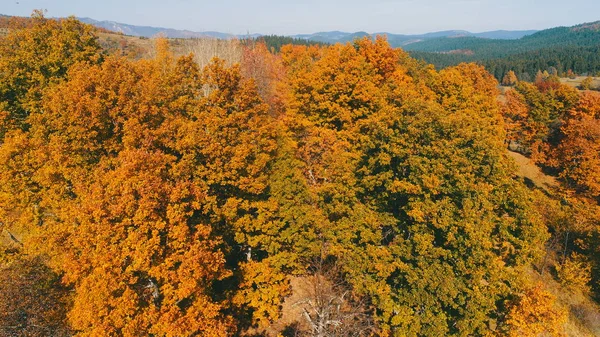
[405,22,600,56]
[1,13,599,337]
[245,35,328,53]
[407,22,600,81]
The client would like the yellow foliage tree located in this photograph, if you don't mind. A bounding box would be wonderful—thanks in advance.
[502,70,518,86]
[504,283,567,337]
[0,10,100,132]
[556,253,592,294]
[279,38,547,336]
[0,17,566,336]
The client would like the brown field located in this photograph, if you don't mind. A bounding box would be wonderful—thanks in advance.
[507,150,559,192]
[560,76,600,90]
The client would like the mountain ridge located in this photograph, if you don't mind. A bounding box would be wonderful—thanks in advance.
[404,20,600,55]
[75,16,537,45]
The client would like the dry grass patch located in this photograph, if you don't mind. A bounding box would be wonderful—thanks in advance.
[560,76,600,90]
[507,150,559,192]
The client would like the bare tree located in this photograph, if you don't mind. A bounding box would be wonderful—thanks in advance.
[293,256,376,337]
[182,37,242,70]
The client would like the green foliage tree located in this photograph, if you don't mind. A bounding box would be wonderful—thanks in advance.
[407,25,600,82]
[279,38,547,336]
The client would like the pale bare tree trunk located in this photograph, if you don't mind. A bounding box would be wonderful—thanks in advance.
[293,255,375,337]
[182,37,242,70]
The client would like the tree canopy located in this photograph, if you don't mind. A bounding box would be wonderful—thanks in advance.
[2,13,598,337]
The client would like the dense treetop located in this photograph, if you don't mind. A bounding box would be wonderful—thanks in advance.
[1,13,599,337]
[406,23,600,81]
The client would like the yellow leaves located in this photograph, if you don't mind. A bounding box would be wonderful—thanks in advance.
[437,63,499,110]
[556,253,592,294]
[502,70,518,86]
[285,41,388,131]
[0,37,271,335]
[580,77,594,90]
[407,207,426,222]
[276,38,548,336]
[232,260,291,327]
[154,37,173,64]
[390,180,421,194]
[0,19,573,337]
[0,12,101,126]
[504,283,567,337]
[421,174,443,194]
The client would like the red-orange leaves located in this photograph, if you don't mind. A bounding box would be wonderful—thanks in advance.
[554,115,600,196]
[0,39,281,335]
[67,149,231,337]
[504,283,567,337]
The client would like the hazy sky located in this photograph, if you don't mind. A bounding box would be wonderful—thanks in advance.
[3,0,600,35]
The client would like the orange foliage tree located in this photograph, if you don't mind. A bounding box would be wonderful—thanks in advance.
[0,37,280,335]
[0,16,561,336]
[504,283,567,337]
[500,78,579,162]
[551,92,600,196]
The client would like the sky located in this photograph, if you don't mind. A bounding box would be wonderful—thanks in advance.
[2,0,600,35]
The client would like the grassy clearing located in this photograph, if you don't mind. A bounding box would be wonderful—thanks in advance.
[560,76,600,90]
[507,150,559,192]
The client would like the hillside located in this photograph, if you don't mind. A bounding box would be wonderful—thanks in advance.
[78,17,253,39]
[78,17,537,44]
[295,29,537,46]
[70,15,600,82]
[404,21,600,56]
[407,21,600,80]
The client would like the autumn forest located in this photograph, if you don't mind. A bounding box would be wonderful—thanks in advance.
[2,12,600,337]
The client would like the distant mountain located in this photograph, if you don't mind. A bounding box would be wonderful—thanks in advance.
[406,20,600,81]
[74,17,536,45]
[290,30,536,47]
[473,30,539,39]
[78,18,260,39]
[404,21,600,56]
